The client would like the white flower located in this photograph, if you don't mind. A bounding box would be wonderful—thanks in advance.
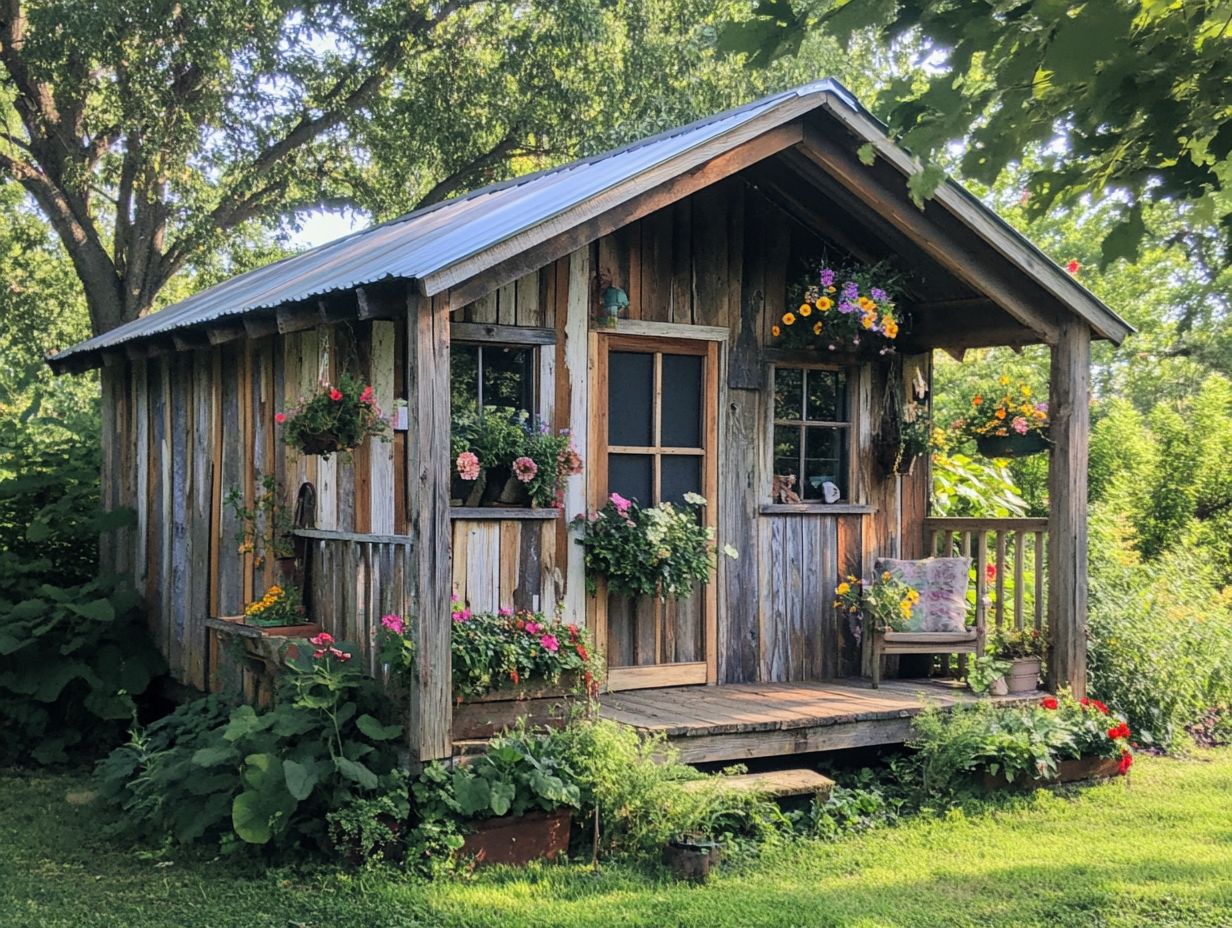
[722,544,739,560]
[683,492,707,506]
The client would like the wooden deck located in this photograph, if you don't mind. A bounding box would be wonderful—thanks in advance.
[599,679,1043,764]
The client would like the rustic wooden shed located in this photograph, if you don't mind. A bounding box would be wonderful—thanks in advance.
[51,81,1131,763]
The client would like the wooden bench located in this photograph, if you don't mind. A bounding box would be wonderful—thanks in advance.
[872,624,985,688]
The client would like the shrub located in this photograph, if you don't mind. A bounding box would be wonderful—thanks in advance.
[96,640,405,853]
[1087,511,1232,750]
[0,415,163,765]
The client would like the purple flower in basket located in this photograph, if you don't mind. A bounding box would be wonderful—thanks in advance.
[819,267,835,287]
[870,287,887,302]
[838,301,856,314]
[842,281,859,300]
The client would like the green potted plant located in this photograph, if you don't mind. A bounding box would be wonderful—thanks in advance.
[967,652,1012,696]
[832,571,922,633]
[277,373,390,458]
[993,627,1047,693]
[954,377,1050,458]
[452,409,583,508]
[573,492,737,601]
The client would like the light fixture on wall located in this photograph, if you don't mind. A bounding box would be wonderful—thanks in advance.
[597,285,629,329]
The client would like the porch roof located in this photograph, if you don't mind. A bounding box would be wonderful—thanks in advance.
[50,79,1131,373]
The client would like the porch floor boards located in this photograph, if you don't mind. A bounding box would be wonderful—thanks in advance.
[599,678,1043,764]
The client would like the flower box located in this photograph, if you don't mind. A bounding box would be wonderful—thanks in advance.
[980,755,1122,792]
[452,677,579,741]
[458,807,572,867]
[975,431,1050,458]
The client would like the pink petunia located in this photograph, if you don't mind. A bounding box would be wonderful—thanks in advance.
[359,385,375,405]
[329,387,343,402]
[498,607,513,617]
[539,634,560,653]
[1011,416,1030,435]
[329,647,352,662]
[609,492,631,515]
[456,451,480,481]
[380,613,404,635]
[524,621,541,635]
[309,632,335,647]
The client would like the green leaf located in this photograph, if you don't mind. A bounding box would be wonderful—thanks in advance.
[282,758,318,801]
[191,744,237,767]
[231,790,274,844]
[240,753,282,792]
[489,780,515,817]
[355,714,402,741]
[857,143,876,166]
[65,598,115,622]
[906,164,947,208]
[334,756,378,790]
[452,774,491,817]
[1100,204,1147,268]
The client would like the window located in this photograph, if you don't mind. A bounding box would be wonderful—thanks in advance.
[450,343,536,421]
[772,366,849,501]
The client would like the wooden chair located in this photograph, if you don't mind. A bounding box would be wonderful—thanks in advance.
[871,615,985,687]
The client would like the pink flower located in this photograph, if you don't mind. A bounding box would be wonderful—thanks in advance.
[539,634,560,653]
[309,632,335,647]
[456,451,480,481]
[524,621,541,635]
[1011,416,1030,435]
[313,648,327,659]
[329,647,352,662]
[329,387,343,402]
[359,385,375,406]
[380,613,404,635]
[275,412,287,424]
[498,607,513,617]
[451,607,472,624]
[512,455,538,483]
[558,446,584,476]
[609,492,631,515]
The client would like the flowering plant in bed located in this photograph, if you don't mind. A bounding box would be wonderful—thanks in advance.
[450,602,598,700]
[832,571,921,633]
[953,377,1050,457]
[771,261,905,356]
[375,613,415,686]
[573,492,737,601]
[243,584,308,628]
[277,372,390,458]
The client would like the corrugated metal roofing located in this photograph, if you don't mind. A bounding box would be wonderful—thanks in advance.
[50,77,1131,368]
[51,80,856,366]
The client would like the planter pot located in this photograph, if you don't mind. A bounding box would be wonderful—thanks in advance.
[297,431,350,457]
[458,807,572,868]
[664,836,722,883]
[980,755,1122,792]
[452,677,579,741]
[988,676,1010,697]
[975,431,1050,459]
[1005,657,1042,693]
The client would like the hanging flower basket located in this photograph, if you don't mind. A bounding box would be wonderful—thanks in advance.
[277,373,390,459]
[975,430,1051,459]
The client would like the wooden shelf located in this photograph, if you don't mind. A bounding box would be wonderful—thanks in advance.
[759,503,876,516]
[450,507,562,521]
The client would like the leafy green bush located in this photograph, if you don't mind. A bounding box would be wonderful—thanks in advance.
[1087,512,1232,750]
[0,413,163,764]
[96,642,405,853]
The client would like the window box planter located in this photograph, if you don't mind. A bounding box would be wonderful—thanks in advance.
[1006,656,1042,693]
[975,431,1050,458]
[458,807,572,867]
[980,755,1122,792]
[452,676,579,741]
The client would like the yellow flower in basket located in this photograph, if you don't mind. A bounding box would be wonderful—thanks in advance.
[782,312,796,326]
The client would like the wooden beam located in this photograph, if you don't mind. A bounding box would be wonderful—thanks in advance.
[904,304,1039,352]
[171,329,213,352]
[442,121,807,306]
[796,128,1062,345]
[206,323,246,345]
[406,287,453,761]
[356,283,406,320]
[242,312,279,339]
[1047,319,1090,696]
[276,303,323,334]
[450,322,556,345]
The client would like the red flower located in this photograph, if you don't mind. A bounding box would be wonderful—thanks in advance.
[1091,699,1109,715]
[1107,722,1131,741]
[510,668,520,685]
[329,387,343,402]
[359,385,375,405]
[985,563,996,582]
[576,644,589,662]
[1065,259,1081,275]
[1118,751,1133,775]
[275,412,287,424]
[567,623,580,640]
[1040,696,1059,710]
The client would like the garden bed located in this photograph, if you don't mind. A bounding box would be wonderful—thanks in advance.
[452,677,579,740]
[458,807,573,867]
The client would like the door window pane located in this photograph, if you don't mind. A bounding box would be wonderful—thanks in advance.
[609,352,653,446]
[661,456,701,508]
[660,354,702,448]
[774,367,803,420]
[608,453,653,507]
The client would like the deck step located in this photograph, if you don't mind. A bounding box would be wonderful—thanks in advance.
[682,768,835,801]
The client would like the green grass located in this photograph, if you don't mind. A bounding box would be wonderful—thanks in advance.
[3,751,1231,928]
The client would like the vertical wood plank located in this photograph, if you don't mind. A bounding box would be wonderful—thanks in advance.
[498,521,520,607]
[169,355,191,682]
[190,350,213,690]
[497,281,517,326]
[515,271,542,327]
[561,249,590,625]
[217,346,244,616]
[369,321,396,534]
[315,326,338,530]
[131,360,149,591]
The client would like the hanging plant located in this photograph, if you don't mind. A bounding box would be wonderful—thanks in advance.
[873,358,931,476]
[277,373,390,458]
[772,260,906,356]
[953,377,1051,459]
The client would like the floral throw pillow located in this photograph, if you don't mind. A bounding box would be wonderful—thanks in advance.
[875,557,972,633]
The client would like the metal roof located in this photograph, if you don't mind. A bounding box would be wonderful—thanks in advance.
[50,77,1130,370]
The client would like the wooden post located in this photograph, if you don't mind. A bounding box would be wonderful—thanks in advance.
[406,287,454,761]
[1047,319,1091,696]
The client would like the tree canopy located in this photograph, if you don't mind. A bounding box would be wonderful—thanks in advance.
[721,0,1232,268]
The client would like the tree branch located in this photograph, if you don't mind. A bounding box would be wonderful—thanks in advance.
[413,130,532,209]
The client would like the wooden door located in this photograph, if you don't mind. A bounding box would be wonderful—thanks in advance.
[591,333,719,690]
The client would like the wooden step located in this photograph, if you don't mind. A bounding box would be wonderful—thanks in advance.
[681,768,835,801]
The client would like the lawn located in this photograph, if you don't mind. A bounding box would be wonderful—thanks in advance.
[3,750,1230,928]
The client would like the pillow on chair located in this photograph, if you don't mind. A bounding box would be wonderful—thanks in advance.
[875,557,972,633]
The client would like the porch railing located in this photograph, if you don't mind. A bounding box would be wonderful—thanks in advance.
[923,517,1049,635]
[294,528,415,673]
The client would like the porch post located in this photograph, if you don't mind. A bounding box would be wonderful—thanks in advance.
[1046,319,1091,697]
[406,288,454,761]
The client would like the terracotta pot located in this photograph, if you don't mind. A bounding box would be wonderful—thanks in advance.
[976,431,1051,459]
[1006,657,1042,693]
[458,807,572,868]
[664,836,722,883]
